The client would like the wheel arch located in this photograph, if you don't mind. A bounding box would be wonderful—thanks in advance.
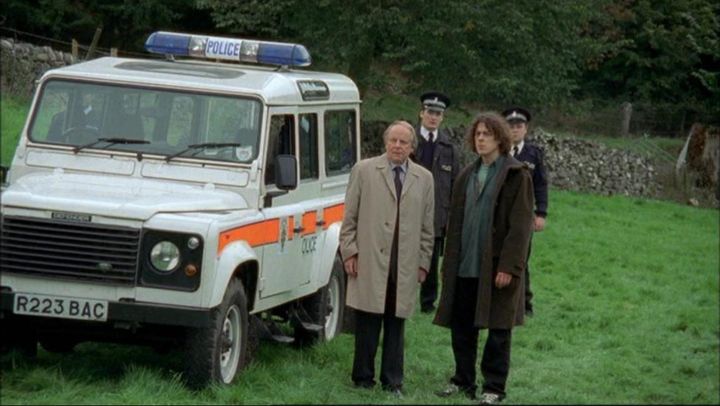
[209,240,258,310]
[315,221,342,288]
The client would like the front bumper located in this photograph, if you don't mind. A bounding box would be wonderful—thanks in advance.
[0,290,213,328]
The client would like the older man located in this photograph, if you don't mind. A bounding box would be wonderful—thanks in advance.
[340,120,435,396]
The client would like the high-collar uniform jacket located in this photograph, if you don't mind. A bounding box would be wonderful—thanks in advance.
[340,154,435,319]
[515,142,548,218]
[412,126,461,237]
[433,156,534,329]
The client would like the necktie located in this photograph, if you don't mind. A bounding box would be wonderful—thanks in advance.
[429,132,435,143]
[393,166,403,200]
[389,166,403,290]
[512,146,519,157]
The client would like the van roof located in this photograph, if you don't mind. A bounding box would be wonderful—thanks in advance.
[41,57,361,106]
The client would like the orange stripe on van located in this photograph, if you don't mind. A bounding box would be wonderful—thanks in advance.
[323,203,344,228]
[218,219,279,254]
[287,216,295,240]
[301,211,317,235]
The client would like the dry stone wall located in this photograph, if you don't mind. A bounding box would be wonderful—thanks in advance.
[1,37,75,98]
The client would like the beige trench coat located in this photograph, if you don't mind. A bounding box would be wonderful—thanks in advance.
[340,154,434,319]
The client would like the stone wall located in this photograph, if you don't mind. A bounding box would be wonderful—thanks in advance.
[1,37,76,99]
[529,128,659,197]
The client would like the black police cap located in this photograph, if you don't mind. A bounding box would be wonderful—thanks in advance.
[502,106,532,123]
[420,91,451,112]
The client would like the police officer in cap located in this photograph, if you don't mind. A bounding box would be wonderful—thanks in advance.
[502,106,548,317]
[413,91,460,313]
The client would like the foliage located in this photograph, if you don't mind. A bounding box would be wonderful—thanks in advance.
[2,0,212,52]
[1,191,718,404]
[581,0,720,121]
[2,0,718,131]
[197,0,606,107]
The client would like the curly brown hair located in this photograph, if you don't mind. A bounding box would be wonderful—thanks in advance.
[465,112,512,155]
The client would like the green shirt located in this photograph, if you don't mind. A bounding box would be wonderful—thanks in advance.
[457,156,504,278]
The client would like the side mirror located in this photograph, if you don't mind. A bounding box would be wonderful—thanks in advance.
[264,154,297,208]
[0,165,8,185]
[274,154,297,191]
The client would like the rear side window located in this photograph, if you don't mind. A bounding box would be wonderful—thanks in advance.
[324,110,356,175]
[299,113,318,180]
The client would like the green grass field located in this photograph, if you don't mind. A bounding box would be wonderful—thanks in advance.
[1,190,718,404]
[1,96,29,167]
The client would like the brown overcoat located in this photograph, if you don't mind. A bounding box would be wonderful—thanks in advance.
[340,154,435,319]
[433,156,534,329]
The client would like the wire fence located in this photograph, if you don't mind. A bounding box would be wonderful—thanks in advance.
[0,26,160,60]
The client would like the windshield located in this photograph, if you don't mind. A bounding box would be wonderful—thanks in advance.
[29,79,262,163]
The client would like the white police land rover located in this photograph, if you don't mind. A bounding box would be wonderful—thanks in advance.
[0,32,359,387]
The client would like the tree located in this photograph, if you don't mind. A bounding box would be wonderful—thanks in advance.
[583,0,720,122]
[2,0,210,53]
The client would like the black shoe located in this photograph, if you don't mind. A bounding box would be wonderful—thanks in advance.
[353,380,375,389]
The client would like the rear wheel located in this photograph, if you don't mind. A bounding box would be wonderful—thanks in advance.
[184,278,249,388]
[295,254,346,344]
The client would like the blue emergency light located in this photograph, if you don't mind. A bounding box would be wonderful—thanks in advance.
[144,31,312,67]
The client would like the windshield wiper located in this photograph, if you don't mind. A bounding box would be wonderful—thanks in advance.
[73,137,150,154]
[165,142,243,163]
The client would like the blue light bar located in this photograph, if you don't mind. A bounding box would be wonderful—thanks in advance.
[144,31,312,67]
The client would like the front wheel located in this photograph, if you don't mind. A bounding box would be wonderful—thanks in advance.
[39,335,77,354]
[184,278,249,388]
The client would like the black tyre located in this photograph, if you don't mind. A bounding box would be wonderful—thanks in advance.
[1,324,38,358]
[295,254,346,344]
[39,335,77,353]
[184,278,249,388]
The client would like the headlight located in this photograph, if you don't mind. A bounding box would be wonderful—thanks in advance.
[150,241,180,272]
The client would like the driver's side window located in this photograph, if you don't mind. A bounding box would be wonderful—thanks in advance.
[264,114,295,186]
[39,87,106,143]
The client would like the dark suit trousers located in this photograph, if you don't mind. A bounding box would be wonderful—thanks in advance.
[351,277,405,389]
[352,195,404,389]
[450,277,512,397]
[420,236,444,309]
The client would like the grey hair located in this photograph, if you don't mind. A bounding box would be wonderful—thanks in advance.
[382,120,417,149]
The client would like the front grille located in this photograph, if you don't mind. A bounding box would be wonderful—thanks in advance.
[0,216,140,284]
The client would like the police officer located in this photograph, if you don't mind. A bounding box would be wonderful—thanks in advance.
[413,92,460,313]
[502,106,548,317]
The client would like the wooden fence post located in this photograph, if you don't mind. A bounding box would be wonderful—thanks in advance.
[620,101,632,138]
[85,26,103,60]
[71,39,78,61]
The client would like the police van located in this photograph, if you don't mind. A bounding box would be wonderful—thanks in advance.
[0,32,359,387]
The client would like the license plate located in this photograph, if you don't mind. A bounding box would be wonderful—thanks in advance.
[13,293,108,322]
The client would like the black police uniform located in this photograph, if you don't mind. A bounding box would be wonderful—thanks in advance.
[413,92,460,313]
[503,107,548,315]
